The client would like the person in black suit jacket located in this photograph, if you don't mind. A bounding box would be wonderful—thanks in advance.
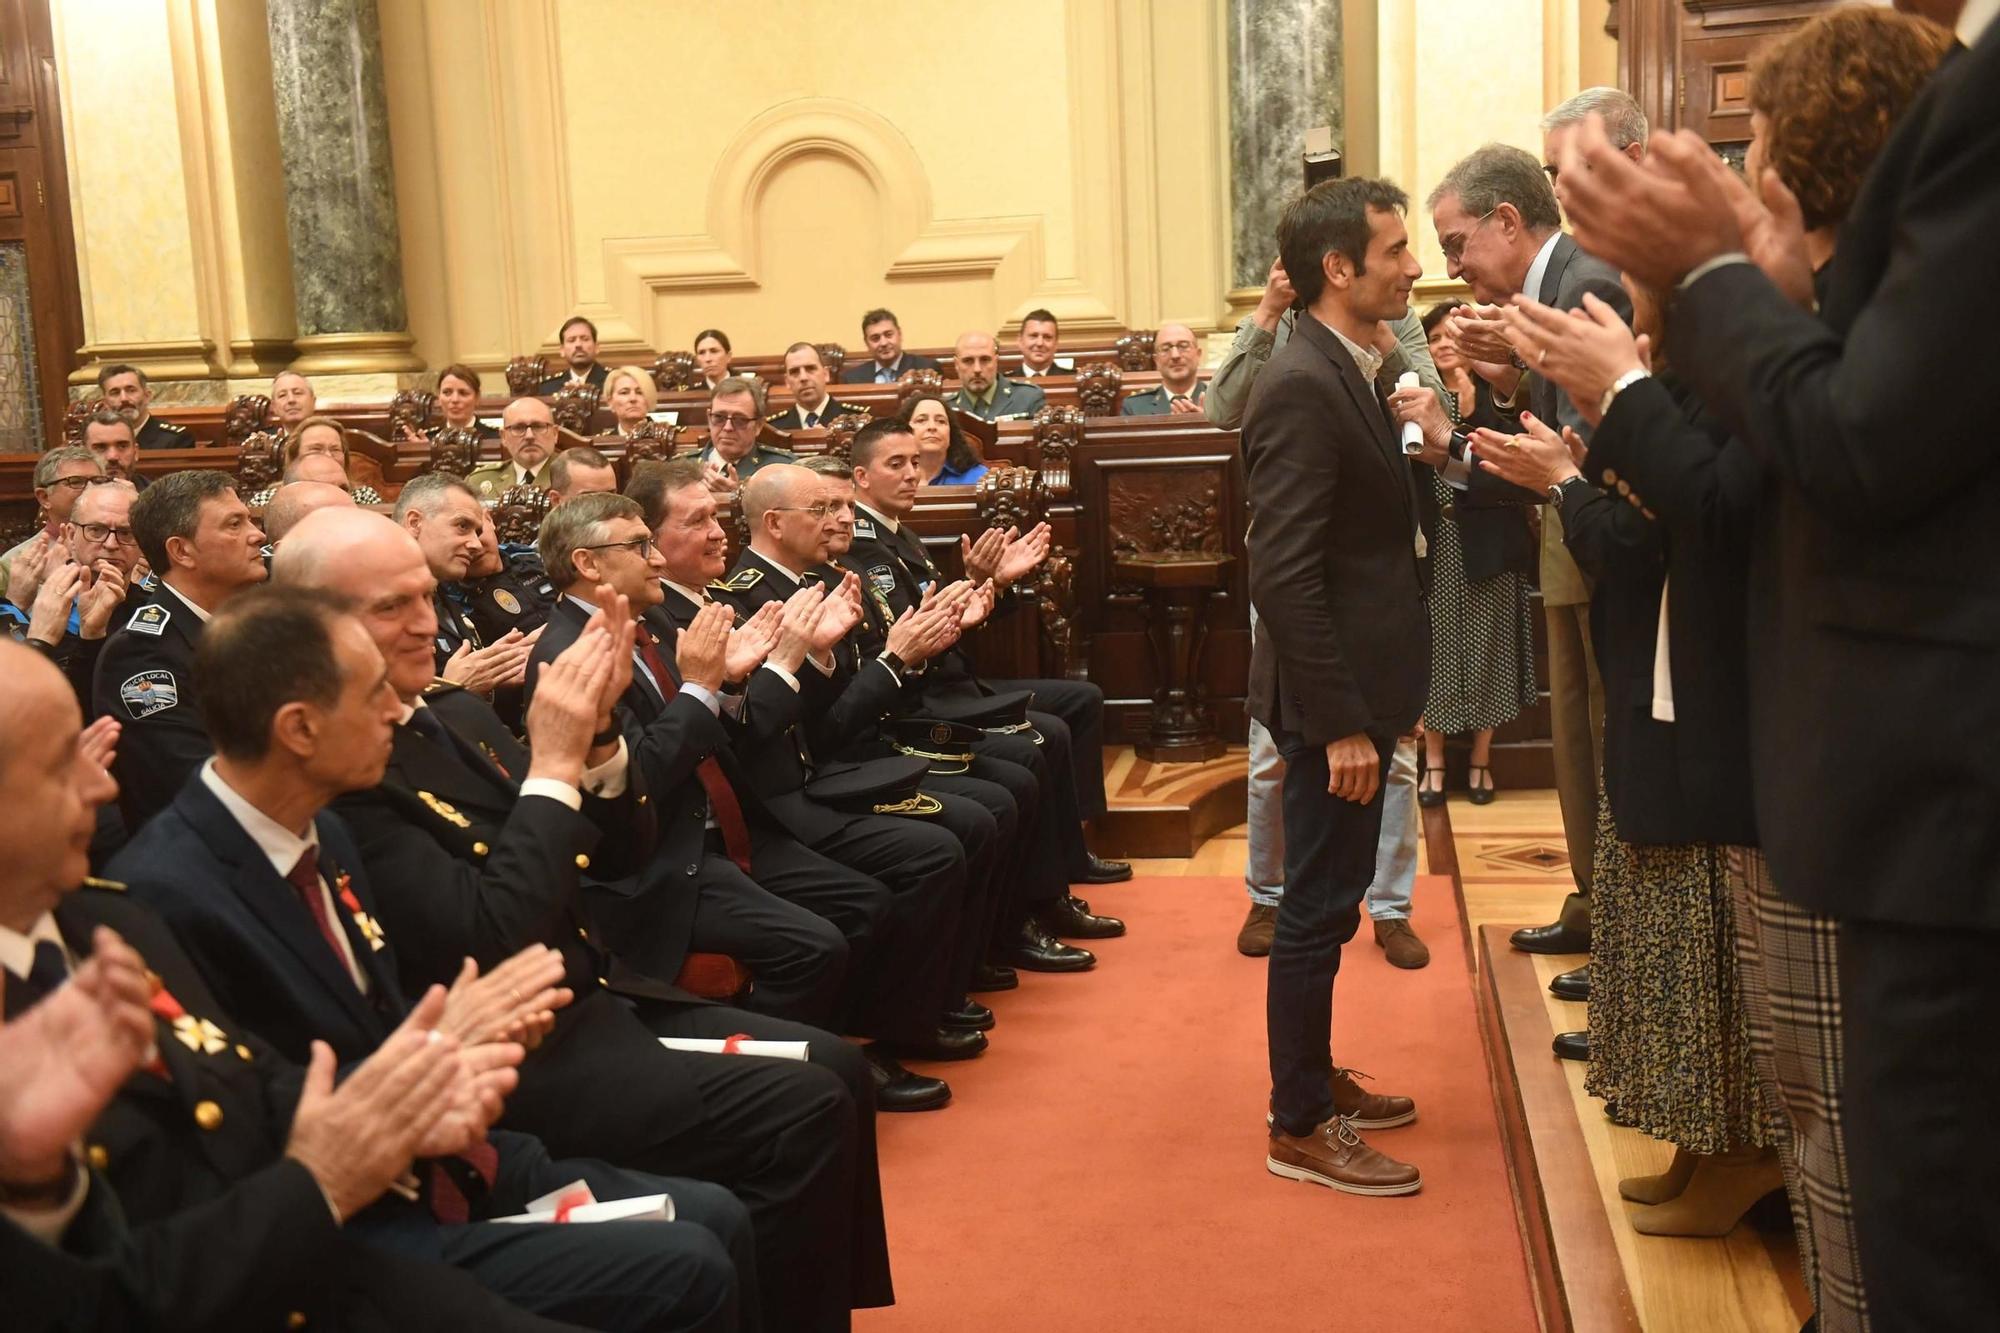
[531,315,610,397]
[1243,177,1429,1197]
[92,470,270,833]
[768,342,870,432]
[272,506,895,1326]
[529,491,990,1075]
[0,640,746,1333]
[96,364,193,453]
[1553,9,1998,1316]
[838,308,941,384]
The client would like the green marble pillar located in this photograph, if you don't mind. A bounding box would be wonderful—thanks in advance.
[266,0,421,373]
[1227,0,1344,291]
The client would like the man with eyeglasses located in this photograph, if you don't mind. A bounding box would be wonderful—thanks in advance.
[680,377,794,492]
[1119,322,1209,415]
[947,331,1046,422]
[766,343,868,433]
[1426,143,1631,991]
[0,446,102,604]
[1,478,140,698]
[465,398,561,500]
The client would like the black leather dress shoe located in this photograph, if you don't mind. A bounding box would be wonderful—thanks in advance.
[886,1027,989,1062]
[1510,893,1591,955]
[941,999,995,1031]
[863,1046,951,1112]
[1552,1030,1590,1062]
[969,961,1018,992]
[1548,965,1590,1002]
[1036,894,1125,939]
[1075,854,1133,884]
[997,918,1096,973]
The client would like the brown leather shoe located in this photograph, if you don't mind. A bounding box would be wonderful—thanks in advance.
[1236,903,1279,957]
[1331,1067,1416,1129]
[1372,918,1430,969]
[1266,1117,1422,1196]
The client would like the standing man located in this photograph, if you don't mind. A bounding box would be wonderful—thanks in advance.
[948,332,1046,421]
[838,309,940,385]
[532,316,609,395]
[1428,143,1631,976]
[1014,309,1072,378]
[97,364,193,452]
[1120,323,1208,415]
[767,342,869,432]
[465,396,560,499]
[1245,177,1427,1196]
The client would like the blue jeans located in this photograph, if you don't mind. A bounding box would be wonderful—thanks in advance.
[1247,720,1417,919]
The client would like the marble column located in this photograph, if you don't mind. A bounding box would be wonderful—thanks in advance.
[1226,0,1344,292]
[265,0,422,373]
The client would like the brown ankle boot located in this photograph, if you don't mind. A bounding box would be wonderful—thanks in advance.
[1331,1066,1416,1129]
[1628,1148,1783,1237]
[1619,1146,1698,1204]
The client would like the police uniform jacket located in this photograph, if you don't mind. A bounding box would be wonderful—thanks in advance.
[24,886,576,1333]
[766,397,869,433]
[532,363,609,396]
[92,583,212,832]
[948,378,1045,422]
[842,505,989,702]
[134,416,194,452]
[460,550,557,650]
[1119,381,1207,416]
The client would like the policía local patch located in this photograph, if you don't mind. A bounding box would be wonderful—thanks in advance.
[492,588,522,615]
[866,564,898,600]
[119,670,178,718]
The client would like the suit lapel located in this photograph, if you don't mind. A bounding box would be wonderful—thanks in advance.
[1296,314,1416,526]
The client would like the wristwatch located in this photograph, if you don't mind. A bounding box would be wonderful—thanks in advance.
[0,1153,81,1209]
[877,649,907,676]
[1546,475,1586,507]
[1598,367,1652,420]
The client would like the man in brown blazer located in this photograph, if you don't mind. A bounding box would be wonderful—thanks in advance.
[1242,177,1429,1197]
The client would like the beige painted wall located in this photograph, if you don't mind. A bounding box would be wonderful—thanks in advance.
[382,0,1230,372]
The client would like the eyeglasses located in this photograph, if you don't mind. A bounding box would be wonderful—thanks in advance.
[708,412,756,430]
[77,522,133,545]
[1440,208,1499,264]
[503,422,557,438]
[582,536,657,558]
[769,502,838,520]
[46,476,98,492]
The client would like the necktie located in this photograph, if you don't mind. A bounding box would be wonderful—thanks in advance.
[1171,394,1190,409]
[286,848,349,966]
[429,1143,499,1225]
[27,939,67,997]
[636,632,754,871]
[805,410,820,429]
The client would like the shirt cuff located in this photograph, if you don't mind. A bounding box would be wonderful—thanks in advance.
[1678,252,1751,291]
[760,662,802,693]
[579,736,629,799]
[1230,317,1277,352]
[519,777,582,811]
[807,652,835,678]
[1,1155,89,1245]
[679,681,722,716]
[1439,454,1473,490]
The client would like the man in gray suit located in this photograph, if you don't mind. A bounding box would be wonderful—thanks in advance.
[1120,322,1208,415]
[1428,142,1632,1012]
[948,332,1046,421]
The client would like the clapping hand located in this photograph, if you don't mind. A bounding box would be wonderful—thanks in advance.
[575,587,635,739]
[439,944,571,1052]
[993,522,1051,587]
[768,584,827,674]
[442,628,537,696]
[1556,115,1746,291]
[77,561,128,640]
[78,716,120,773]
[959,528,1008,585]
[6,532,56,611]
[26,559,84,646]
[523,626,614,785]
[807,573,864,655]
[723,600,780,681]
[676,601,732,691]
[702,459,739,500]
[1500,294,1648,428]
[1468,412,1586,493]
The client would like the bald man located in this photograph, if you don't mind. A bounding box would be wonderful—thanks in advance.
[1120,322,1207,414]
[947,331,1046,422]
[261,480,355,547]
[465,397,557,500]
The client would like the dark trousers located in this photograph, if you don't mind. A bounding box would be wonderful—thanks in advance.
[989,678,1109,820]
[637,1001,893,1311]
[969,711,1094,881]
[805,802,983,1039]
[688,849,850,1026]
[434,1137,753,1333]
[918,770,1021,988]
[1838,918,2000,1327]
[1265,728,1392,1136]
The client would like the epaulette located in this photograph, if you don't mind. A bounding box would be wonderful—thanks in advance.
[851,516,878,539]
[81,875,127,893]
[765,409,785,421]
[423,677,466,696]
[712,568,763,593]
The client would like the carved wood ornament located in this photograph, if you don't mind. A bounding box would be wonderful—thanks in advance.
[1075,363,1124,417]
[427,427,481,478]
[492,484,552,546]
[223,395,271,443]
[234,431,286,493]
[504,356,550,397]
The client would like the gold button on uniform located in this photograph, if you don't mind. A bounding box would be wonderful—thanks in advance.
[574,854,591,870]
[472,841,490,857]
[194,1100,224,1131]
[636,794,648,806]
[86,1144,109,1171]
[235,1044,253,1062]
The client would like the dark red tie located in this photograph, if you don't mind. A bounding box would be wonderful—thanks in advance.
[637,630,754,872]
[286,849,347,964]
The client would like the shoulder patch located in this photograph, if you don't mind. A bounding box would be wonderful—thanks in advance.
[423,678,465,697]
[714,568,763,593]
[491,587,522,615]
[125,603,170,637]
[119,669,179,719]
[866,564,899,601]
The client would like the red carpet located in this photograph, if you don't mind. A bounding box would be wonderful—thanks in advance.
[858,876,1538,1331]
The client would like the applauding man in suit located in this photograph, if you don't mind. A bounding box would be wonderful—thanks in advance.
[1243,177,1429,1197]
